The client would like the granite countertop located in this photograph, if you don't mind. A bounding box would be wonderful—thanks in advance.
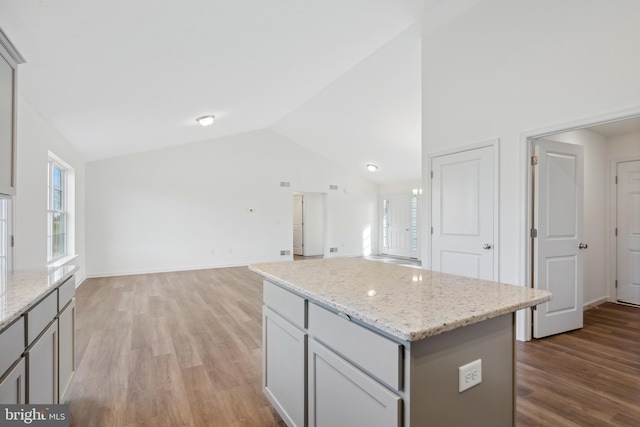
[0,264,78,330]
[249,258,551,342]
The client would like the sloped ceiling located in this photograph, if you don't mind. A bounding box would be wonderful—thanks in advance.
[273,25,421,184]
[0,0,435,184]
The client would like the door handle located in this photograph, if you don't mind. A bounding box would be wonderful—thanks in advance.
[578,243,588,249]
[483,244,492,250]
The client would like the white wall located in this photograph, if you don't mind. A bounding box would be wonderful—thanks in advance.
[607,131,640,160]
[86,130,378,277]
[15,96,86,283]
[379,179,421,196]
[544,129,608,306]
[421,0,640,339]
[422,0,640,285]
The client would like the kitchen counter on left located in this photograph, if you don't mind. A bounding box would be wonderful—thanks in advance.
[0,264,78,330]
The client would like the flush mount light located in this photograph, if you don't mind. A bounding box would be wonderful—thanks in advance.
[366,164,378,172]
[196,115,215,126]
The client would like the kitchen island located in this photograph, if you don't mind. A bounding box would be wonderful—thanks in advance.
[0,265,78,404]
[249,258,551,427]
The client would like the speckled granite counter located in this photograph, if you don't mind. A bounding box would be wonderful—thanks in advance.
[0,265,78,330]
[249,258,551,342]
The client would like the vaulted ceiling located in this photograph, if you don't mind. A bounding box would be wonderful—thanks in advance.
[0,0,489,184]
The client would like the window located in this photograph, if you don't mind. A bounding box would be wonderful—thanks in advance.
[411,196,418,252]
[0,196,9,276]
[382,199,389,248]
[47,160,67,262]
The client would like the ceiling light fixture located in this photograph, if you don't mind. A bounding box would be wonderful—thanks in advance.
[196,115,215,126]
[366,164,378,172]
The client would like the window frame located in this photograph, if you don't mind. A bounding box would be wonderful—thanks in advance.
[47,159,68,263]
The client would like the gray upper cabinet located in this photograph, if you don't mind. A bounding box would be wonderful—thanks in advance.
[0,28,25,196]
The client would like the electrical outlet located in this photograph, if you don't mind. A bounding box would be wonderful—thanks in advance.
[458,359,482,392]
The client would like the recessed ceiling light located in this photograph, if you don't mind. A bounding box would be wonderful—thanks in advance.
[366,164,378,172]
[196,115,215,126]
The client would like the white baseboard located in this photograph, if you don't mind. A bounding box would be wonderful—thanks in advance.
[584,296,609,310]
[85,262,257,279]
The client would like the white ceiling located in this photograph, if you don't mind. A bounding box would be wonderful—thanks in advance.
[0,0,433,184]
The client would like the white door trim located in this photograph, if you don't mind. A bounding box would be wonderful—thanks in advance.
[292,191,327,258]
[425,139,500,278]
[611,157,640,304]
[520,107,640,341]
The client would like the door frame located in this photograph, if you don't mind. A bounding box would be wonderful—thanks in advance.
[610,157,640,303]
[424,139,500,277]
[379,192,420,259]
[292,191,327,258]
[520,107,640,341]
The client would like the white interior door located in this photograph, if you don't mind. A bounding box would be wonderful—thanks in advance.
[616,160,640,305]
[292,195,303,256]
[533,139,584,338]
[385,194,412,258]
[303,193,324,256]
[431,146,494,280]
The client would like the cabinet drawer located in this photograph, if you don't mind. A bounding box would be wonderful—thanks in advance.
[309,339,401,427]
[58,276,75,311]
[263,280,306,329]
[25,291,57,345]
[0,317,25,377]
[308,303,402,390]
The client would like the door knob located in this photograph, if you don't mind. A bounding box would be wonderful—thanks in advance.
[578,243,588,249]
[483,244,492,250]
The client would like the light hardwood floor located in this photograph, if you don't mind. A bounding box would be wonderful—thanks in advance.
[68,267,640,426]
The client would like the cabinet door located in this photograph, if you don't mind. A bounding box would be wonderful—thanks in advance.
[308,339,401,427]
[0,52,16,195]
[0,358,25,404]
[263,306,307,427]
[58,298,75,403]
[25,319,58,404]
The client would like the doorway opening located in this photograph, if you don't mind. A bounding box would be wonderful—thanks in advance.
[526,114,640,339]
[380,193,420,260]
[292,193,326,260]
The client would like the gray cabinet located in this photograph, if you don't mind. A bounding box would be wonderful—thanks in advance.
[0,358,25,404]
[25,319,58,404]
[57,298,75,402]
[308,339,401,427]
[260,272,518,427]
[263,306,307,427]
[262,281,402,427]
[0,275,75,405]
[0,29,23,196]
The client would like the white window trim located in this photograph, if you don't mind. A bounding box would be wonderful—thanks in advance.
[47,151,76,266]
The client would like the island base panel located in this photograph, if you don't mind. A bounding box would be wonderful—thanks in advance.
[406,313,514,427]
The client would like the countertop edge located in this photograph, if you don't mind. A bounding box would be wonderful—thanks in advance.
[249,265,552,342]
[0,265,79,331]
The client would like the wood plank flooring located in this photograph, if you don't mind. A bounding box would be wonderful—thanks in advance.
[68,267,640,426]
[516,303,640,426]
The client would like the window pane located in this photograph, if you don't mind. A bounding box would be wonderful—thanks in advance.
[53,212,61,235]
[55,234,65,258]
[47,236,52,261]
[54,189,63,211]
[54,166,62,190]
[382,199,389,248]
[411,196,418,251]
